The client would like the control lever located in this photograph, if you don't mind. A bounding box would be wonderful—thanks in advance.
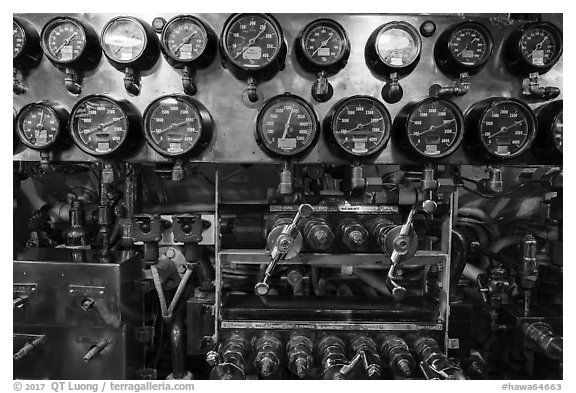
[83,339,112,363]
[386,200,434,300]
[14,334,46,360]
[255,204,313,296]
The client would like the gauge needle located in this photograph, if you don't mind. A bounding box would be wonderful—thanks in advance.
[156,120,190,134]
[345,118,382,134]
[487,120,524,139]
[174,31,197,53]
[37,110,45,128]
[281,106,295,139]
[115,33,138,54]
[414,119,456,136]
[84,117,124,135]
[234,25,267,59]
[54,32,77,55]
[527,36,548,58]
[310,34,334,57]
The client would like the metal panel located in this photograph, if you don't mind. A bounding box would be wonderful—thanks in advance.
[13,324,142,379]
[13,249,143,328]
[13,13,563,165]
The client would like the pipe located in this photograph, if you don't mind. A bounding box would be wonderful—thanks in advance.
[463,263,486,282]
[352,269,392,297]
[458,207,501,238]
[170,307,186,379]
[488,235,524,254]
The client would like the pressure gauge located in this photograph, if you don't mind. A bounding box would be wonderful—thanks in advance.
[16,101,69,151]
[70,95,140,158]
[324,95,392,158]
[41,17,100,66]
[533,100,562,163]
[13,16,42,69]
[220,13,287,82]
[434,21,493,75]
[161,15,216,66]
[295,18,350,75]
[394,97,464,159]
[366,21,422,74]
[465,97,537,161]
[101,16,160,95]
[143,94,213,158]
[255,93,319,158]
[504,22,562,74]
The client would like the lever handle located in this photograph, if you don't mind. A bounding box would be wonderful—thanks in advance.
[14,334,46,360]
[255,204,313,295]
[83,339,111,363]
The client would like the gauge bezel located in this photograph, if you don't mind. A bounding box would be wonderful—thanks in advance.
[434,21,494,75]
[143,94,213,158]
[465,97,537,161]
[160,15,215,65]
[16,100,69,151]
[395,97,465,159]
[534,99,562,162]
[324,95,393,159]
[221,13,283,71]
[219,13,287,83]
[13,16,42,69]
[254,93,320,158]
[295,18,351,74]
[365,20,422,77]
[13,21,25,59]
[101,16,149,65]
[69,94,136,157]
[41,17,88,65]
[504,22,563,75]
[518,23,563,70]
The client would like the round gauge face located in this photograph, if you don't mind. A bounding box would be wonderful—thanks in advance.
[520,27,558,67]
[376,22,421,68]
[479,102,535,158]
[331,97,392,157]
[43,19,86,63]
[163,17,208,61]
[102,17,146,63]
[552,111,563,153]
[71,96,129,155]
[406,99,464,158]
[13,21,25,58]
[448,25,490,66]
[257,95,318,156]
[303,21,346,66]
[144,96,203,157]
[17,103,61,149]
[224,14,281,69]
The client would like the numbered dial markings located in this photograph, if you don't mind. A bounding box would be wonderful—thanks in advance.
[102,18,146,63]
[13,21,25,58]
[224,14,281,69]
[257,96,318,156]
[448,26,489,66]
[17,104,60,149]
[520,27,559,67]
[303,22,345,65]
[144,97,203,156]
[71,97,129,155]
[163,17,207,61]
[376,22,421,67]
[552,111,563,153]
[480,103,534,158]
[43,19,86,62]
[406,100,463,157]
[332,97,391,156]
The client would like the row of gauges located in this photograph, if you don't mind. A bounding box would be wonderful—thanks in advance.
[14,14,563,102]
[14,94,562,163]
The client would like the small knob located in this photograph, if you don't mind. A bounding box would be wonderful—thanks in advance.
[81,298,95,311]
